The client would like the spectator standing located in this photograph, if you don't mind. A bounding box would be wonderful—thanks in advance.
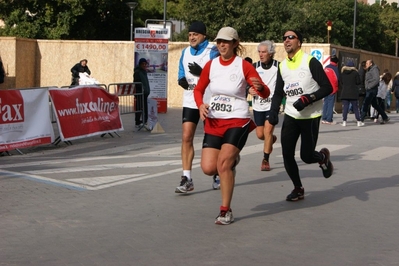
[268,30,334,202]
[360,60,390,124]
[249,40,279,171]
[194,27,270,224]
[0,57,5,85]
[358,61,367,114]
[133,58,151,129]
[70,59,91,86]
[392,72,399,113]
[375,72,391,122]
[321,56,339,124]
[385,70,393,113]
[175,21,220,193]
[340,61,362,127]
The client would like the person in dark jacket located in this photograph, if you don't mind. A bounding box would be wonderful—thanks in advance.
[133,58,151,128]
[70,59,91,86]
[357,61,367,112]
[340,61,362,127]
[0,56,5,84]
[360,59,389,124]
[392,72,399,113]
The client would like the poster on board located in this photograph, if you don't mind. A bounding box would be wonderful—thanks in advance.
[134,27,169,113]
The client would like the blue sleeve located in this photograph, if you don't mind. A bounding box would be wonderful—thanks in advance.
[210,46,219,60]
[178,48,187,80]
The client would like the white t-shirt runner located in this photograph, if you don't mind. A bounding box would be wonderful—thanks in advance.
[280,53,322,119]
[252,60,278,112]
[181,43,215,109]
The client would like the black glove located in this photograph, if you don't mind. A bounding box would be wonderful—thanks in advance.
[188,62,203,77]
[293,94,314,111]
[268,110,279,126]
[178,77,189,90]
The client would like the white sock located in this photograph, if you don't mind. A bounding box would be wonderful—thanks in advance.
[183,170,191,180]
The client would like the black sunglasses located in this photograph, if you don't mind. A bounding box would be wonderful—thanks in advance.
[283,35,297,41]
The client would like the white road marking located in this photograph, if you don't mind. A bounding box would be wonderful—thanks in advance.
[4,143,398,190]
[276,144,350,158]
[1,143,204,169]
[26,160,183,175]
[359,147,399,161]
[67,174,146,186]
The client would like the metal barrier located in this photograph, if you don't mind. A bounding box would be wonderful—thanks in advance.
[61,83,108,90]
[108,82,145,131]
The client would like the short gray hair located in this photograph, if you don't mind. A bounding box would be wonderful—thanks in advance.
[257,40,276,56]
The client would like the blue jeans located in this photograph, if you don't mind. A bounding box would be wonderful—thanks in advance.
[322,94,335,122]
[342,100,360,121]
[386,93,391,110]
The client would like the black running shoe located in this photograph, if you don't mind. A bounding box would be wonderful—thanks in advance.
[319,148,333,178]
[380,117,390,124]
[286,187,305,201]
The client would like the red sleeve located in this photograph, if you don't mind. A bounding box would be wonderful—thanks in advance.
[194,60,212,108]
[242,60,270,98]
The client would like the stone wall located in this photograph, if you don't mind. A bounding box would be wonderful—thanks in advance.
[1,37,399,110]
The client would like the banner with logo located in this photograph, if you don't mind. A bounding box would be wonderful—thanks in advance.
[0,88,54,152]
[135,27,169,113]
[49,86,123,141]
[147,98,158,131]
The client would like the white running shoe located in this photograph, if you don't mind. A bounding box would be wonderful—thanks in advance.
[357,121,365,127]
[342,121,346,127]
[175,176,194,193]
[215,209,234,225]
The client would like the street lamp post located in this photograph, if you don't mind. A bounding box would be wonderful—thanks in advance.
[353,0,357,48]
[163,0,167,28]
[126,2,138,41]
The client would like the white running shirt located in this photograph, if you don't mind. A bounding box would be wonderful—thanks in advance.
[280,53,322,119]
[182,43,215,109]
[207,56,250,119]
[252,60,278,111]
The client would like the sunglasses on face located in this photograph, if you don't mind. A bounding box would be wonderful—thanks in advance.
[283,35,297,41]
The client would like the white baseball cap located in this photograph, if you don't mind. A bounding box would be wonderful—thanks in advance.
[214,27,239,41]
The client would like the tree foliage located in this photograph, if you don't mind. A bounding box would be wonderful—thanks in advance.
[1,0,399,55]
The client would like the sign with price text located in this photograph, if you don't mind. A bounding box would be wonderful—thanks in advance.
[134,28,169,113]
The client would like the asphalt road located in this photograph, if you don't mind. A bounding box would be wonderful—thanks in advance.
[1,108,398,266]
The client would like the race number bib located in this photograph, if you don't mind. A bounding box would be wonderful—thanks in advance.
[210,94,235,114]
[284,81,304,97]
[255,96,271,106]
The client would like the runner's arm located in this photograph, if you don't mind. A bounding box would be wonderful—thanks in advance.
[243,60,270,98]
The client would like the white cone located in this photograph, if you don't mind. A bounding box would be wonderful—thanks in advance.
[151,122,165,133]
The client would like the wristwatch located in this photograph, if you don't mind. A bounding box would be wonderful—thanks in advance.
[310,94,316,101]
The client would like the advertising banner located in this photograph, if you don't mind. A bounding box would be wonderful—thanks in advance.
[147,98,158,131]
[134,27,169,113]
[0,88,54,152]
[49,86,123,141]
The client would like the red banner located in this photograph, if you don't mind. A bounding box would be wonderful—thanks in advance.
[49,86,123,141]
[0,88,54,152]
